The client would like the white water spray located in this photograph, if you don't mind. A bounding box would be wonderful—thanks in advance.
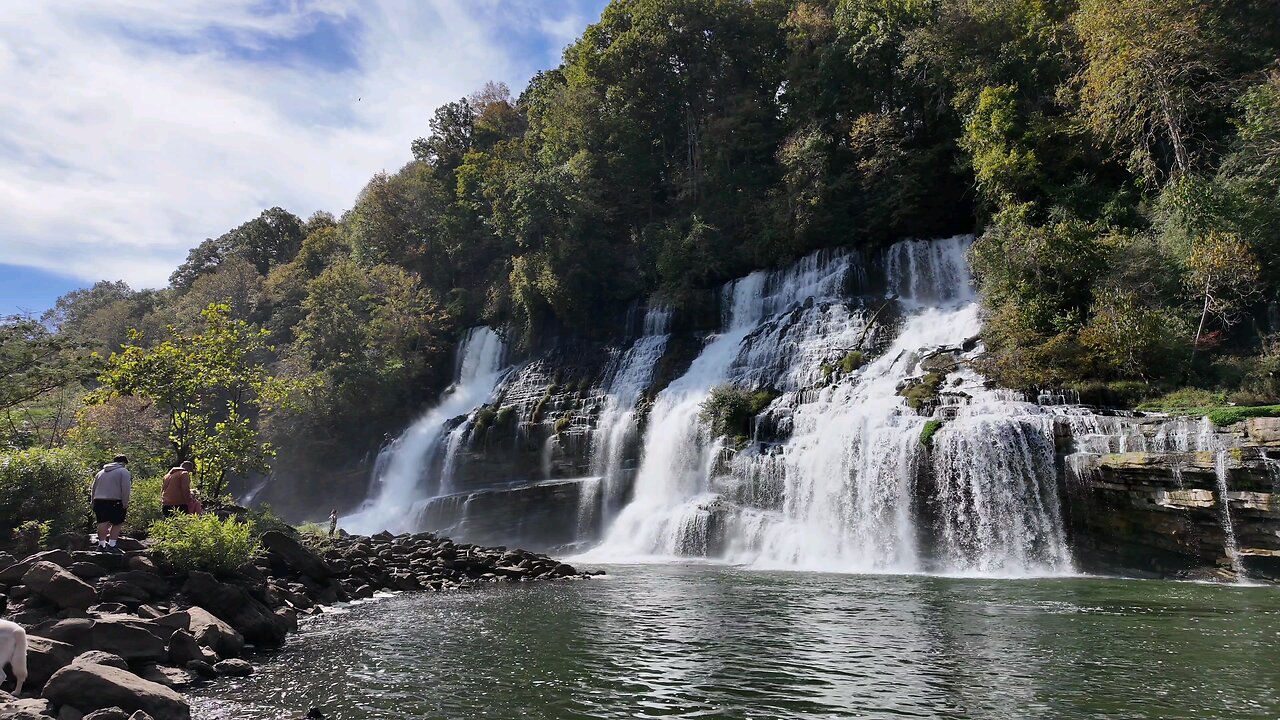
[343,327,506,535]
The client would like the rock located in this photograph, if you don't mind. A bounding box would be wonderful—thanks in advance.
[182,661,215,679]
[553,563,576,576]
[260,531,333,580]
[31,618,93,651]
[164,631,202,667]
[89,619,167,663]
[68,563,109,580]
[154,608,243,658]
[42,663,190,720]
[21,562,98,610]
[57,704,84,720]
[114,539,145,553]
[212,659,252,677]
[81,710,129,720]
[124,557,158,574]
[0,553,14,570]
[22,636,76,691]
[72,552,125,571]
[72,650,129,670]
[21,550,72,569]
[137,666,191,690]
[179,573,286,648]
[1245,417,1280,447]
[0,696,55,719]
[128,713,155,720]
[98,581,149,606]
[110,572,170,600]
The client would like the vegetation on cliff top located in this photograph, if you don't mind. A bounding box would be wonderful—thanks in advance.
[3,0,1280,524]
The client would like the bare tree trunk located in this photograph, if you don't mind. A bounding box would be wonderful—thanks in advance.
[1160,90,1190,177]
[1191,280,1212,367]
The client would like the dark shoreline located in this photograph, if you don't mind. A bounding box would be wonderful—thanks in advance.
[0,530,595,720]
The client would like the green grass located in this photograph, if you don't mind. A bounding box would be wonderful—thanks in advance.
[919,419,944,448]
[1136,398,1280,427]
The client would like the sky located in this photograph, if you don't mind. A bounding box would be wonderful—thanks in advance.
[0,0,611,316]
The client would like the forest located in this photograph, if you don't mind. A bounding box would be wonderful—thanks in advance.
[4,0,1279,534]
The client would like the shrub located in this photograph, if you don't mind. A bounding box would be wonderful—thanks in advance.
[700,385,755,439]
[839,350,867,374]
[124,475,165,537]
[554,413,574,435]
[296,521,329,537]
[919,420,944,448]
[149,513,258,574]
[0,447,92,539]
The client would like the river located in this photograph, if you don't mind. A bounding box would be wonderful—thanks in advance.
[188,564,1280,719]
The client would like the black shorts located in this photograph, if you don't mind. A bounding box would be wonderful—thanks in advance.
[162,504,189,517]
[93,499,127,525]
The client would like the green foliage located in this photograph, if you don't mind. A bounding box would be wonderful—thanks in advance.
[1,315,93,414]
[149,513,258,574]
[700,385,773,441]
[919,420,944,448]
[899,372,946,413]
[295,521,329,538]
[124,475,164,537]
[839,351,866,374]
[553,413,573,435]
[0,446,91,539]
[92,304,309,498]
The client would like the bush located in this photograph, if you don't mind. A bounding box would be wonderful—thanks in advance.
[149,513,258,574]
[0,447,92,539]
[919,420,944,448]
[296,521,329,537]
[700,385,755,439]
[839,350,867,374]
[124,475,164,537]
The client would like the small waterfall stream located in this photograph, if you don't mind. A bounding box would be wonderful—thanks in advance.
[343,327,507,535]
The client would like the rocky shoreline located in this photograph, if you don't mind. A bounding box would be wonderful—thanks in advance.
[0,530,596,719]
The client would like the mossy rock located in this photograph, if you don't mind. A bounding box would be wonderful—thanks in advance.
[919,419,944,448]
[899,371,946,413]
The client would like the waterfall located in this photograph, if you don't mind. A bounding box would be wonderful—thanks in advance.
[1199,417,1248,580]
[586,236,1072,575]
[589,306,673,522]
[343,327,506,535]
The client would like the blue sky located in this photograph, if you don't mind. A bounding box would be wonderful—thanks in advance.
[0,1,610,316]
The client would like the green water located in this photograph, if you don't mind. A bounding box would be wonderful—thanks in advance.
[190,565,1280,719]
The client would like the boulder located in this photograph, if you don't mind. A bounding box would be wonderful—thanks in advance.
[72,651,129,671]
[68,563,109,580]
[21,550,72,569]
[179,574,286,648]
[42,663,190,720]
[82,710,129,720]
[212,658,252,677]
[1245,417,1280,447]
[164,631,201,667]
[72,552,124,571]
[22,636,76,691]
[124,557,157,574]
[110,572,170,600]
[0,696,55,719]
[21,562,98,610]
[129,712,155,720]
[32,619,94,651]
[88,619,167,663]
[137,666,191,690]
[182,661,215,679]
[154,608,243,657]
[57,703,84,720]
[260,531,333,580]
[0,553,14,570]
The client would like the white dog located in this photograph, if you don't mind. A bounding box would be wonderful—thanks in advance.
[0,619,27,696]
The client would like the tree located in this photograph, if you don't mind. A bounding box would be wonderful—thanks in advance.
[1074,0,1225,182]
[1185,232,1261,356]
[91,304,309,498]
[0,316,91,413]
[170,208,304,289]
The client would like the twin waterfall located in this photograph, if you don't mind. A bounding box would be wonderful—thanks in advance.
[348,236,1086,576]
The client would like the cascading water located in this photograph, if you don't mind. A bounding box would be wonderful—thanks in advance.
[588,306,673,523]
[343,327,506,535]
[589,236,1074,575]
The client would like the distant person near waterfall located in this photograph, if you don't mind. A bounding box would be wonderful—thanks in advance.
[329,509,338,537]
[162,460,196,516]
[91,455,131,553]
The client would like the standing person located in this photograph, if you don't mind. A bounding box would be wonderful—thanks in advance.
[328,509,338,538]
[162,460,195,516]
[91,455,131,553]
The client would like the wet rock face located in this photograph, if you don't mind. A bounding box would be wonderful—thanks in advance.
[1065,439,1280,582]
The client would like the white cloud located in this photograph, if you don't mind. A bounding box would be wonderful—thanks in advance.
[0,1,603,288]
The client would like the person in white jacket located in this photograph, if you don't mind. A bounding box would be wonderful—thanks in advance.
[90,455,132,553]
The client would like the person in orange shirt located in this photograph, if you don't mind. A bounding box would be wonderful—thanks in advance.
[162,460,196,517]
